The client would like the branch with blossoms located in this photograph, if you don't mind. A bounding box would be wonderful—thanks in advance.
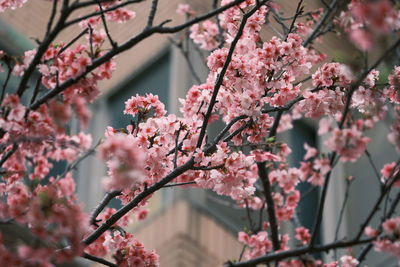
[2,0,400,266]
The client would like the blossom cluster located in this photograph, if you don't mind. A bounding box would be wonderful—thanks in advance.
[0,0,27,12]
[339,0,400,50]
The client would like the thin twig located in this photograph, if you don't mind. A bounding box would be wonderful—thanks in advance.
[29,75,42,106]
[203,115,248,154]
[357,192,400,264]
[58,139,102,180]
[173,128,181,169]
[24,75,43,121]
[213,0,225,48]
[166,131,189,156]
[364,150,382,185]
[97,0,117,48]
[269,8,289,36]
[58,28,89,56]
[146,0,158,29]
[302,0,340,47]
[225,237,375,267]
[71,0,133,8]
[253,110,283,252]
[46,0,59,37]
[238,244,247,262]
[334,179,352,241]
[0,144,17,168]
[333,179,352,260]
[245,199,255,232]
[0,60,11,104]
[285,0,303,40]
[169,38,201,84]
[355,164,400,241]
[88,25,95,60]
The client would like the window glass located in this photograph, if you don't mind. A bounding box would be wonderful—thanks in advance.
[291,121,321,244]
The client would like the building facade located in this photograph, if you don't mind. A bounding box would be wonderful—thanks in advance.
[1,0,399,266]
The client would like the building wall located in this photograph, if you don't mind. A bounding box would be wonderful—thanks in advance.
[133,200,243,267]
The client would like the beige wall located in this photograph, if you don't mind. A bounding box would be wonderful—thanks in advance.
[133,200,243,267]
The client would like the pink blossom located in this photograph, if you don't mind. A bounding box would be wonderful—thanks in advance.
[295,226,311,245]
[135,208,149,221]
[57,173,76,196]
[325,126,371,162]
[176,4,190,15]
[238,231,273,260]
[304,143,318,160]
[99,133,145,191]
[382,217,400,235]
[97,1,136,23]
[365,226,379,237]
[124,93,166,118]
[380,162,400,186]
[349,29,373,51]
[0,0,27,11]
[340,255,359,267]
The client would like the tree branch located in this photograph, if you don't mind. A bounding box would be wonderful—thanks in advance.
[30,0,250,110]
[89,190,122,226]
[146,0,158,29]
[17,0,71,97]
[45,0,58,37]
[225,237,375,267]
[97,0,117,48]
[83,159,194,245]
[302,0,340,47]
[195,1,267,150]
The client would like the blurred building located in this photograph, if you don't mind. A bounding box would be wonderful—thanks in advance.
[1,0,399,266]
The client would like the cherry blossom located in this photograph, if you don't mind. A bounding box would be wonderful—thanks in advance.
[1,0,400,266]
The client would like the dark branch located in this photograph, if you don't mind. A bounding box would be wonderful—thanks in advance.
[17,0,71,96]
[0,60,12,104]
[302,0,340,47]
[285,0,303,40]
[225,237,375,267]
[146,0,159,29]
[257,161,280,251]
[89,191,122,226]
[45,0,58,36]
[357,191,400,263]
[0,144,18,168]
[97,1,117,48]
[83,159,194,245]
[195,1,267,150]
